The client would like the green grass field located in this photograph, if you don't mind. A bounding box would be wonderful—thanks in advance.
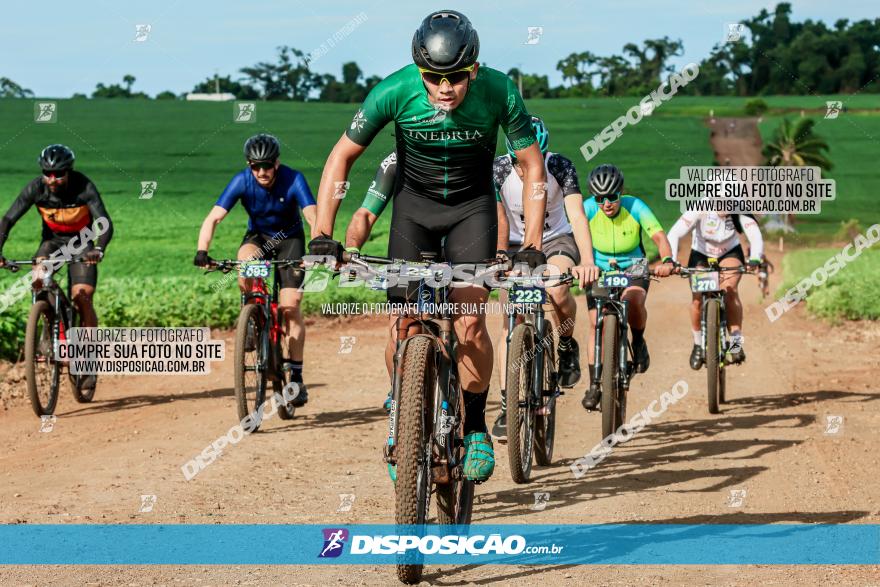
[0,95,877,358]
[778,246,880,322]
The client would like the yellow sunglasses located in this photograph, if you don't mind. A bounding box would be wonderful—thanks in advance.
[418,64,475,86]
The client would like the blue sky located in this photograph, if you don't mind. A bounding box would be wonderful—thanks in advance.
[2,0,876,97]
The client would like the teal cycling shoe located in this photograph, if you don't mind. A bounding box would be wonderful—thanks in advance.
[387,462,397,483]
[463,432,495,482]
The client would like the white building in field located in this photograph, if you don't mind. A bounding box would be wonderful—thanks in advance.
[185,93,236,101]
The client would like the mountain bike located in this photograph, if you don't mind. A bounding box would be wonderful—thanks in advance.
[677,259,758,414]
[3,259,95,417]
[341,251,504,584]
[497,272,572,483]
[206,259,303,429]
[588,258,654,439]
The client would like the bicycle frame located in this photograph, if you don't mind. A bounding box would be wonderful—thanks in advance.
[503,275,570,412]
[386,271,463,484]
[240,265,285,379]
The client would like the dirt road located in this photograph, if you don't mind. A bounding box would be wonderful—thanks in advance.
[1,246,878,585]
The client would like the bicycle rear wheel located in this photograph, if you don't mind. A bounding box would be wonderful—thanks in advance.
[534,334,556,466]
[234,304,267,430]
[706,299,722,414]
[506,323,535,484]
[396,336,436,585]
[68,311,96,403]
[25,301,60,416]
[600,314,620,439]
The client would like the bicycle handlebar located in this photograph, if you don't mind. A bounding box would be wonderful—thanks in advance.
[1,258,90,273]
[203,259,305,274]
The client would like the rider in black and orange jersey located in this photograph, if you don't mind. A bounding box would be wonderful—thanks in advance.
[0,145,113,390]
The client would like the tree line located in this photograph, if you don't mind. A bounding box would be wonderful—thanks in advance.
[2,4,876,101]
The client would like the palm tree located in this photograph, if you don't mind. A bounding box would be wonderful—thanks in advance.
[762,117,832,232]
[123,74,136,94]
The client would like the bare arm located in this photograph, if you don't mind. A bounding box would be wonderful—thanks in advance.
[496,201,509,252]
[650,230,675,277]
[563,193,595,265]
[651,230,673,260]
[300,204,317,232]
[314,134,367,239]
[345,208,379,249]
[515,143,547,250]
[197,206,228,251]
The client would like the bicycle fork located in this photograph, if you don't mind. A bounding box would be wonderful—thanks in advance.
[591,300,631,390]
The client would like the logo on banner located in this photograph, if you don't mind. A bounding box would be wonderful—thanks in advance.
[319,528,349,558]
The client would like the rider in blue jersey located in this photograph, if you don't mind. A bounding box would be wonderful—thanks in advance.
[195,134,317,405]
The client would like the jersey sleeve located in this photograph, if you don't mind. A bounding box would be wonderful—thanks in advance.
[499,76,535,151]
[666,213,698,262]
[492,155,512,205]
[547,154,581,196]
[289,171,316,209]
[0,181,38,252]
[215,173,247,211]
[626,197,664,237]
[345,77,397,147]
[82,180,113,250]
[582,197,598,220]
[361,152,397,216]
[740,214,764,259]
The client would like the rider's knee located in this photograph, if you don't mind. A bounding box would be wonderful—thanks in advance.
[72,289,94,305]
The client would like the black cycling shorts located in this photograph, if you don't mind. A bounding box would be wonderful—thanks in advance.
[240,230,305,289]
[35,235,97,287]
[687,244,745,268]
[387,189,496,303]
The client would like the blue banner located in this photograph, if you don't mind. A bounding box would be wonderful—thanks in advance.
[0,524,877,565]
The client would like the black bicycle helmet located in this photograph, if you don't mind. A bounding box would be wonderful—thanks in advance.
[38,144,75,172]
[412,10,479,73]
[244,133,280,162]
[588,164,625,196]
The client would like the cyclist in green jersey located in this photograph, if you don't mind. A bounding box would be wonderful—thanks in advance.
[309,10,546,483]
[579,164,675,410]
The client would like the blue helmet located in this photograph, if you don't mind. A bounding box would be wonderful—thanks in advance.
[506,116,549,160]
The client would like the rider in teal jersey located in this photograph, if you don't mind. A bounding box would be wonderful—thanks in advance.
[579,164,675,410]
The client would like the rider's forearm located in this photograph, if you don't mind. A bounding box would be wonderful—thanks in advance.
[344,208,377,249]
[301,204,317,232]
[0,216,12,253]
[571,220,595,266]
[651,230,674,261]
[197,215,220,251]
[496,202,509,251]
[520,165,547,251]
[314,143,359,239]
[565,196,595,265]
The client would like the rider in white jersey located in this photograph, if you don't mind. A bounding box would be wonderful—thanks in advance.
[491,116,600,440]
[667,211,764,366]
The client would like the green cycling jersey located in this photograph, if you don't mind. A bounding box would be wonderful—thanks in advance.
[345,64,535,201]
[583,195,664,270]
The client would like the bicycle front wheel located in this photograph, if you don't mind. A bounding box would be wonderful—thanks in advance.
[535,335,556,467]
[506,323,536,484]
[25,300,60,416]
[396,335,437,585]
[234,304,267,429]
[706,299,722,414]
[600,314,620,439]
